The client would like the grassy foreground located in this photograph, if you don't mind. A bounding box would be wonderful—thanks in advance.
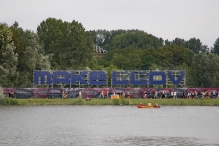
[1,98,219,106]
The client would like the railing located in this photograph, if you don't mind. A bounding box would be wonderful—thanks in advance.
[3,88,219,99]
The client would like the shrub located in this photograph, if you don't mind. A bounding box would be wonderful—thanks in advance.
[120,95,129,105]
[0,98,18,105]
[72,98,84,105]
[112,99,120,105]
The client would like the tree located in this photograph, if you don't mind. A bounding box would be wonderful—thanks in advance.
[89,29,127,49]
[106,30,163,50]
[189,53,219,87]
[185,38,202,53]
[111,53,129,69]
[37,18,95,69]
[90,29,163,51]
[172,38,186,46]
[166,37,209,54]
[0,23,18,87]
[10,22,51,87]
[156,45,194,69]
[141,55,161,70]
[212,38,219,55]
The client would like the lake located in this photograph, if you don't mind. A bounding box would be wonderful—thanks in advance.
[0,105,219,146]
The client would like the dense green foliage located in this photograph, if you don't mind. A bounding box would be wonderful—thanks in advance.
[0,98,18,105]
[212,38,219,55]
[0,23,18,87]
[89,29,163,50]
[0,18,219,87]
[37,18,95,70]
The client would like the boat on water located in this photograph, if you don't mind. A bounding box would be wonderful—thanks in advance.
[136,103,161,108]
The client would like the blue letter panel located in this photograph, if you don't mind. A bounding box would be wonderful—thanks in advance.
[112,71,129,85]
[90,71,106,85]
[149,72,166,84]
[71,71,88,85]
[130,72,147,85]
[34,71,51,85]
[53,71,70,85]
[168,71,185,85]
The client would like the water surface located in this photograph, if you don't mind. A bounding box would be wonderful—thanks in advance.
[0,105,219,146]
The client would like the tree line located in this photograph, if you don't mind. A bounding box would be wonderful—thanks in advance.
[1,18,219,87]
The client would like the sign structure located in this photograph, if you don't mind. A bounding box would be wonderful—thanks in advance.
[33,70,186,87]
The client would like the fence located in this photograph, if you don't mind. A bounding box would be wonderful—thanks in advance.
[3,88,219,99]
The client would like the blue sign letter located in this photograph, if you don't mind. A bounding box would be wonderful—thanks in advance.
[168,71,185,85]
[34,71,51,85]
[130,72,147,85]
[112,71,129,85]
[53,71,70,85]
[149,71,166,84]
[90,71,106,85]
[71,71,88,85]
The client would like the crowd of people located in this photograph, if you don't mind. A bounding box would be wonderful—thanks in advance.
[142,90,219,99]
[44,90,219,99]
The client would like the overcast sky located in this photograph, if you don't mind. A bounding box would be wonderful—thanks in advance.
[1,0,218,47]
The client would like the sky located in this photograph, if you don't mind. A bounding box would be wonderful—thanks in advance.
[0,0,219,47]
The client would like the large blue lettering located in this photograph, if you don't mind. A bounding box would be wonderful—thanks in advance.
[130,72,147,85]
[112,71,129,85]
[149,72,166,84]
[90,71,106,85]
[53,71,70,85]
[71,71,88,85]
[34,71,51,85]
[33,70,185,85]
[168,71,185,85]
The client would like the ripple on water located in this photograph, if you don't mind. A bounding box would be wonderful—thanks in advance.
[104,136,219,146]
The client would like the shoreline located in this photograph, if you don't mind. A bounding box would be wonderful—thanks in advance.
[1,98,219,106]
